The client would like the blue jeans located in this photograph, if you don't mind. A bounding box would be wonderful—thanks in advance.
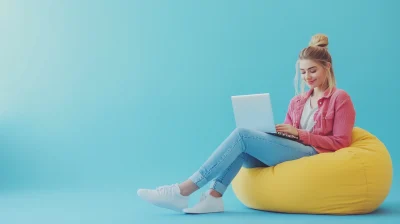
[189,128,318,195]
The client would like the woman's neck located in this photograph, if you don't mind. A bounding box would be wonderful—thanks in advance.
[312,85,329,98]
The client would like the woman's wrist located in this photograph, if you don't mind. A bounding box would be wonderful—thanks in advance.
[294,128,300,137]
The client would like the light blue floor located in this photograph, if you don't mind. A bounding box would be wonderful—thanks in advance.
[1,187,398,224]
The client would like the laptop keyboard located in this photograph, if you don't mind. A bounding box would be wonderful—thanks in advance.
[276,132,299,140]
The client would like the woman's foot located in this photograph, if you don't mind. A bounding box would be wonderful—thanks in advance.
[137,184,189,212]
[183,190,224,214]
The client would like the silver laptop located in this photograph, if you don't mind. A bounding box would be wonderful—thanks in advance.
[231,93,299,140]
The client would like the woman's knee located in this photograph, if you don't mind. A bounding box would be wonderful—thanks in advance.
[232,127,253,138]
[228,128,251,152]
[232,128,265,143]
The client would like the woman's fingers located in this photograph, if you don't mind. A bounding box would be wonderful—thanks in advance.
[275,126,286,132]
[276,124,287,128]
[276,124,291,133]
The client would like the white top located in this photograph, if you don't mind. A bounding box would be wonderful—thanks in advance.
[300,97,318,131]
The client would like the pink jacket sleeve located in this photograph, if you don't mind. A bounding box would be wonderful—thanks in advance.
[297,93,356,151]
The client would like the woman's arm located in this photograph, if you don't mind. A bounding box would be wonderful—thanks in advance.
[297,93,356,151]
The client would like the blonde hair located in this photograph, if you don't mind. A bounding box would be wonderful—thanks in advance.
[294,34,336,96]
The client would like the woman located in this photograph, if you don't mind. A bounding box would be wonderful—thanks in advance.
[137,34,356,214]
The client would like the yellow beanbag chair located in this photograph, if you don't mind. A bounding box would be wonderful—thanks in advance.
[231,127,393,215]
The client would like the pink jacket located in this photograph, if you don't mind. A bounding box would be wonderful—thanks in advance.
[284,87,356,153]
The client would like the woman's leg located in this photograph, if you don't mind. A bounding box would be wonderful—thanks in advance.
[178,153,268,197]
[186,128,317,196]
[137,128,317,213]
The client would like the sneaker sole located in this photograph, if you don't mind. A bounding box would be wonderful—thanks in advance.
[137,194,186,212]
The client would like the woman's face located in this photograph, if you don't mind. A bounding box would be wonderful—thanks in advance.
[299,59,329,89]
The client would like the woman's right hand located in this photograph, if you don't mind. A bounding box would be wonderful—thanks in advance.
[275,124,299,136]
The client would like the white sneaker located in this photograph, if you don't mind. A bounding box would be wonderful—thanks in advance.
[183,192,224,214]
[137,184,189,212]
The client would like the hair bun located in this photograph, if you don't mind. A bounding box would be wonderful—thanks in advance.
[309,33,329,48]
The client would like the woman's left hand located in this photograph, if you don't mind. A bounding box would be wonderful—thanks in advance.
[275,124,299,136]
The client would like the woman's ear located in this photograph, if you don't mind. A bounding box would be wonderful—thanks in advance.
[326,62,332,69]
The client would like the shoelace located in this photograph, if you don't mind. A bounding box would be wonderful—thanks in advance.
[155,185,176,195]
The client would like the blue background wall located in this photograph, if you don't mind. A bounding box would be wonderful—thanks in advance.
[0,0,399,223]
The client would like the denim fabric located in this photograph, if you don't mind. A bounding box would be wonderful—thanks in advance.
[189,128,318,195]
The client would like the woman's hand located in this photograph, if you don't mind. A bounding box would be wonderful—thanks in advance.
[275,124,299,136]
